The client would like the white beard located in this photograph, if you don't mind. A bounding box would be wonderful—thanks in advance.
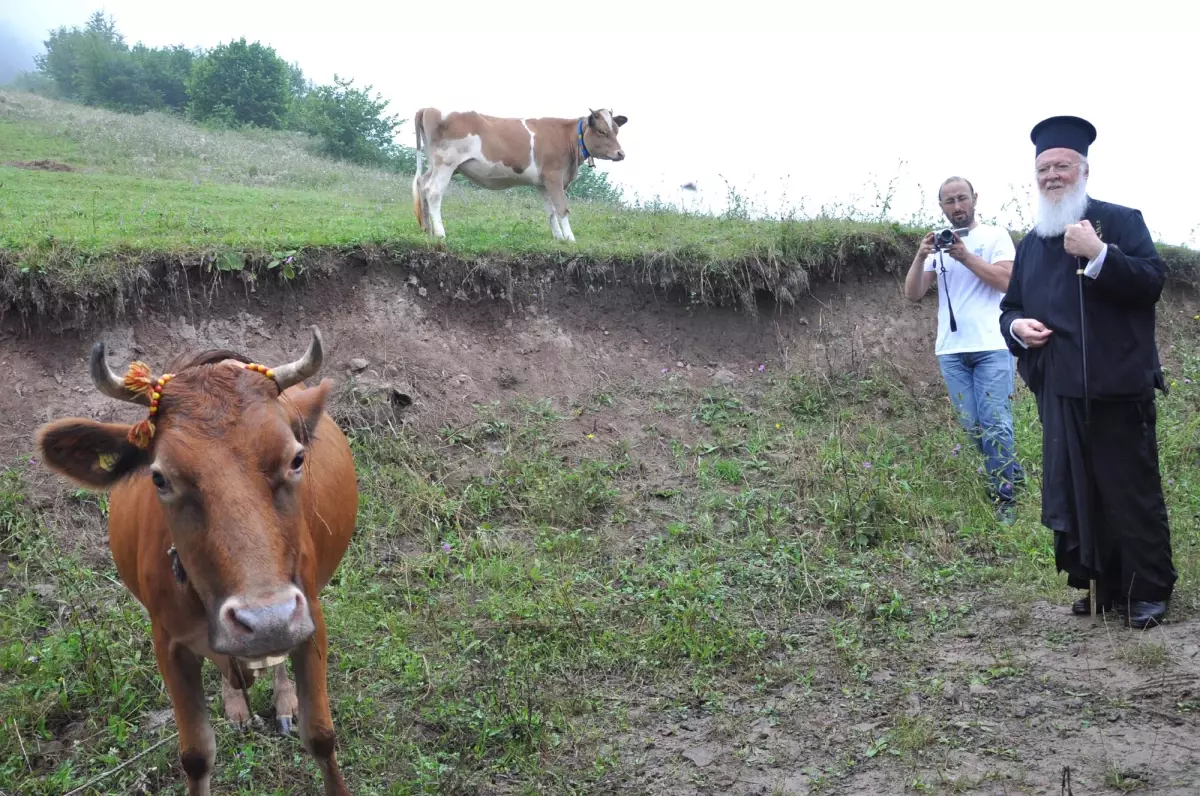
[1034,176,1089,238]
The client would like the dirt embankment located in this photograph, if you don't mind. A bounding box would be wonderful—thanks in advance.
[0,256,961,464]
[4,254,1198,465]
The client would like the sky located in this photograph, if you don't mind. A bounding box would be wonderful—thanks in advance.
[3,1,1199,245]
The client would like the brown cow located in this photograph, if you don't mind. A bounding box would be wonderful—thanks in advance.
[35,326,357,796]
[411,107,628,241]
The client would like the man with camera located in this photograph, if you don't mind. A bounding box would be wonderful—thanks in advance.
[904,176,1024,521]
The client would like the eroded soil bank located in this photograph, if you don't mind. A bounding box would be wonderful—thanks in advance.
[4,258,1200,795]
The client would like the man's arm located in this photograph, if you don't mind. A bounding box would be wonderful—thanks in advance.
[947,230,1013,292]
[904,233,936,301]
[1079,209,1165,305]
[956,252,1013,292]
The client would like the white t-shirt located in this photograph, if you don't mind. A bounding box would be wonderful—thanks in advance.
[922,224,1016,356]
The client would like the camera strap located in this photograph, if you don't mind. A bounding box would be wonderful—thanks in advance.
[938,251,958,333]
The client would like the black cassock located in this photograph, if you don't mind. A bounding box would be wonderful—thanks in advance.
[998,196,1176,603]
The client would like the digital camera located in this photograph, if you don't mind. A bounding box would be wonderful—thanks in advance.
[933,227,970,250]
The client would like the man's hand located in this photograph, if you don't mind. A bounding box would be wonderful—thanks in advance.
[1064,220,1105,260]
[946,231,969,263]
[1012,318,1052,348]
[916,232,935,261]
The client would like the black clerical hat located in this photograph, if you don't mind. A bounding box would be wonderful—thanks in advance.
[1030,115,1097,157]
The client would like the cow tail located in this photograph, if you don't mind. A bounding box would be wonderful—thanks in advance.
[412,109,425,229]
[414,109,425,174]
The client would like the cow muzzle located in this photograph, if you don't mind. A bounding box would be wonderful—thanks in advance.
[211,585,315,658]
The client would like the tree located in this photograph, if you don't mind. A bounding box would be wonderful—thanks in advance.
[292,75,408,168]
[34,11,128,104]
[30,11,192,113]
[130,43,195,113]
[568,166,625,205]
[186,38,291,129]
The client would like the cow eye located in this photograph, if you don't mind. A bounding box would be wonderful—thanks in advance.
[289,451,305,472]
[151,471,170,492]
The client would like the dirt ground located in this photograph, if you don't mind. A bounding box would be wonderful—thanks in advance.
[4,260,1200,794]
[611,601,1200,795]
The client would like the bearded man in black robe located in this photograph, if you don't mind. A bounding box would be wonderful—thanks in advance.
[998,115,1175,629]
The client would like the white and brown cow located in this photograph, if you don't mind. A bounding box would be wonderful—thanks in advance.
[411,107,627,242]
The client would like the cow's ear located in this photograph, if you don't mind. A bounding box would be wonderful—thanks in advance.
[588,114,596,129]
[613,115,627,127]
[36,419,148,489]
[283,378,332,446]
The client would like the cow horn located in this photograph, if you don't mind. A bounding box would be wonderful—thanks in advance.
[90,342,151,406]
[270,325,324,391]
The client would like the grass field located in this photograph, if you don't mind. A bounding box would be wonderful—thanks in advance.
[4,88,1200,795]
[5,88,1197,323]
[0,89,915,307]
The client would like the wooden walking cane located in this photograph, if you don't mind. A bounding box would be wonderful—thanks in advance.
[1076,253,1097,621]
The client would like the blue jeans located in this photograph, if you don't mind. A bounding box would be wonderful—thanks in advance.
[937,349,1024,501]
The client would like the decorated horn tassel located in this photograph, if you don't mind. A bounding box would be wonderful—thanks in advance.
[120,360,278,449]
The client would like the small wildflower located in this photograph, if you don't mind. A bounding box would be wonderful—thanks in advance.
[1186,378,1193,385]
[284,256,294,264]
[951,443,961,457]
[775,423,781,429]
[586,433,595,440]
[758,363,765,372]
[441,542,452,553]
[661,367,669,374]
[863,461,872,470]
[1168,478,1176,486]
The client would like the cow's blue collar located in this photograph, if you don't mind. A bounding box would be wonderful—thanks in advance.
[578,118,592,165]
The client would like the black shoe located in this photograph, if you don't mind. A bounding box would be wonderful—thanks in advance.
[1124,600,1167,629]
[994,483,1017,525]
[1071,596,1116,616]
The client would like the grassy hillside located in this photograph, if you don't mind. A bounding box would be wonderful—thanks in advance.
[7,87,1196,324]
[6,351,1200,794]
[4,88,1200,795]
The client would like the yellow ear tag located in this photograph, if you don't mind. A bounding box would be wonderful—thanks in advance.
[97,452,117,472]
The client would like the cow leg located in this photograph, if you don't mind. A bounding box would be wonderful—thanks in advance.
[152,624,215,796]
[273,661,299,735]
[544,178,575,242]
[424,163,457,239]
[220,672,252,729]
[217,659,262,731]
[537,186,564,240]
[291,599,349,796]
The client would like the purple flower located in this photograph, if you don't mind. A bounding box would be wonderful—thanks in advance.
[661,367,669,374]
[863,461,872,469]
[1186,378,1193,385]
[951,444,961,457]
[284,256,294,264]
[757,364,765,372]
[441,542,452,553]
